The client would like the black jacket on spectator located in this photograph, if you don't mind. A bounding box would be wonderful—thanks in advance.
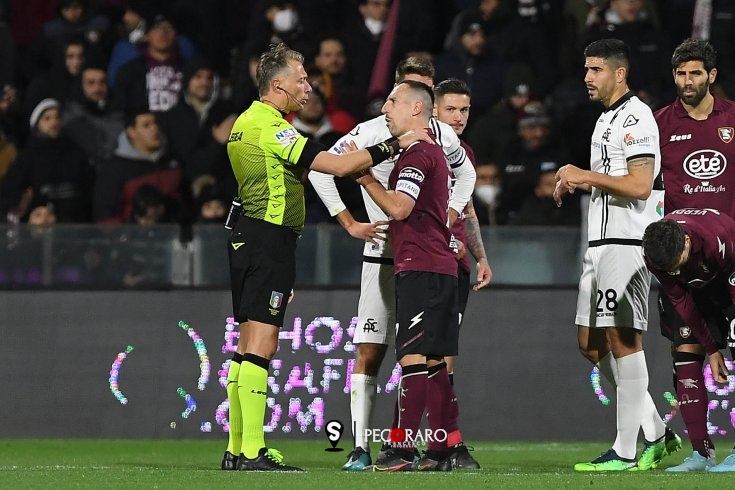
[62,94,124,168]
[94,132,183,223]
[0,133,92,222]
[157,84,236,192]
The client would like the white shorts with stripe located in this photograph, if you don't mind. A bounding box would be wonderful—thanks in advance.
[353,260,396,345]
[575,242,651,331]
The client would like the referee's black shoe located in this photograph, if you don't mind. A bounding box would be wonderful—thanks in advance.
[221,450,238,470]
[236,447,303,472]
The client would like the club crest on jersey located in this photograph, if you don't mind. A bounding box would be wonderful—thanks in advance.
[274,128,299,147]
[718,127,734,144]
[679,326,691,339]
[729,272,735,287]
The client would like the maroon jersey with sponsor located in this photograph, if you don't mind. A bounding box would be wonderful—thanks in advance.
[450,140,477,273]
[646,208,735,354]
[655,96,735,216]
[388,135,455,276]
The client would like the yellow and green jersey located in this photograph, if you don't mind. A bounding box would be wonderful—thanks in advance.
[227,101,309,234]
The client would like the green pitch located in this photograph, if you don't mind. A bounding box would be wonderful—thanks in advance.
[0,439,731,489]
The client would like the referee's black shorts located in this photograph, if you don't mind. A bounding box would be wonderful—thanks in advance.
[228,216,298,328]
[657,287,729,349]
[395,271,459,360]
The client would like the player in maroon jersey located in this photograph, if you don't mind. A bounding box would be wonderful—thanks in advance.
[354,79,458,471]
[653,38,735,472]
[643,209,735,472]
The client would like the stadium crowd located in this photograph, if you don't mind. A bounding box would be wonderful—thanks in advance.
[0,0,733,228]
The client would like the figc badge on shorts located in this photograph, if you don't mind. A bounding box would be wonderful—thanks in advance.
[270,291,284,309]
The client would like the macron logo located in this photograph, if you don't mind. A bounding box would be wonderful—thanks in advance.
[408,311,424,329]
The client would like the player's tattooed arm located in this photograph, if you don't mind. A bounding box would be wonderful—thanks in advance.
[464,201,492,290]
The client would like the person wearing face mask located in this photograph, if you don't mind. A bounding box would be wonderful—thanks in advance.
[341,0,392,115]
[242,1,316,66]
[472,162,502,225]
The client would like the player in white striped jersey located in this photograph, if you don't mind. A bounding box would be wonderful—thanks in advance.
[308,58,477,471]
[554,39,677,472]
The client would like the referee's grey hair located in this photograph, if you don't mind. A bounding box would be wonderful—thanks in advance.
[256,43,304,96]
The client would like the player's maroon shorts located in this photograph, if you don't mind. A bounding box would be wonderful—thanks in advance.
[395,271,459,360]
[228,216,298,328]
[657,287,729,348]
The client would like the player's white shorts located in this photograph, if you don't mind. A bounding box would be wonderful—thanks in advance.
[353,260,396,345]
[575,244,651,330]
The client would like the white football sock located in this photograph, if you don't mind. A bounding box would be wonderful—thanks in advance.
[598,352,665,442]
[351,373,377,451]
[612,351,649,460]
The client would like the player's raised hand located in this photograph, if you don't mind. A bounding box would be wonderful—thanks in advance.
[709,351,730,384]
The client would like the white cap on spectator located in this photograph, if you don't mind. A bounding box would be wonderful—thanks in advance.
[29,98,60,129]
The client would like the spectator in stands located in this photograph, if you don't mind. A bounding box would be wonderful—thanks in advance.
[112,11,185,113]
[244,1,317,63]
[62,61,124,167]
[26,198,57,227]
[289,85,366,223]
[508,161,581,226]
[192,180,228,224]
[0,98,92,222]
[229,44,264,113]
[129,184,170,225]
[445,0,556,99]
[304,69,358,135]
[584,0,671,108]
[433,13,505,118]
[120,184,173,288]
[311,37,364,121]
[341,0,393,116]
[93,108,184,223]
[473,161,502,226]
[24,36,85,117]
[496,100,566,225]
[24,0,109,81]
[107,0,196,87]
[158,58,238,199]
[467,63,535,163]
